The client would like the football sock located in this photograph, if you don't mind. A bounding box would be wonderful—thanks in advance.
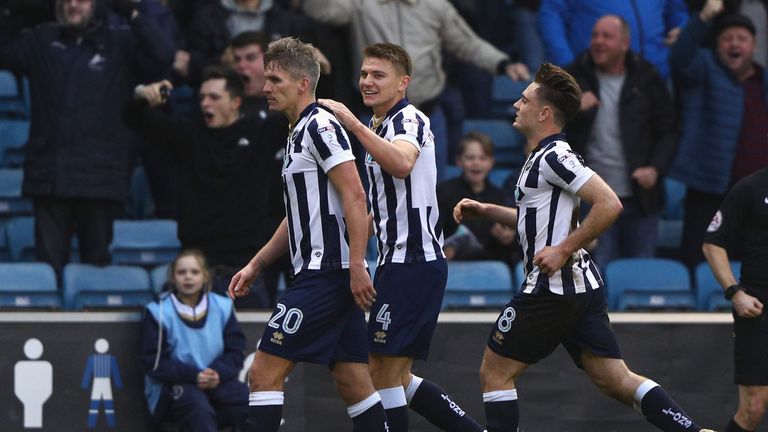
[348,392,390,432]
[379,386,409,432]
[248,391,284,432]
[405,375,484,432]
[483,389,519,432]
[634,380,700,431]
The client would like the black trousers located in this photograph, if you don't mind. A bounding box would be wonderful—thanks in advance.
[680,188,726,270]
[34,196,121,276]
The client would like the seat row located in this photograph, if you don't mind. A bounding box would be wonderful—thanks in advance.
[0,216,181,266]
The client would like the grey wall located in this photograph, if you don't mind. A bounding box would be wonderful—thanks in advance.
[0,313,737,431]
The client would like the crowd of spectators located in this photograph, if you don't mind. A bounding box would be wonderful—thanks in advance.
[0,0,767,295]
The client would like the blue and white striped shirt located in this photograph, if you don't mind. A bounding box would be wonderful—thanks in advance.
[282,102,358,275]
[366,98,444,265]
[514,133,603,295]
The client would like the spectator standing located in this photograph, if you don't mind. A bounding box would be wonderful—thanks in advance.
[538,0,689,79]
[0,0,174,276]
[141,249,252,431]
[438,132,519,266]
[302,0,530,180]
[703,167,768,432]
[125,66,284,308]
[668,0,768,268]
[565,15,677,266]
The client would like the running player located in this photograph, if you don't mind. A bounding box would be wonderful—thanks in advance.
[453,63,714,432]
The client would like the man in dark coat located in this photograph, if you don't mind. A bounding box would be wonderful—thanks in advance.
[0,0,174,276]
[565,14,678,266]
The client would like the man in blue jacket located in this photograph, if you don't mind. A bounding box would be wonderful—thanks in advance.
[0,0,174,276]
[668,0,768,268]
[538,0,689,79]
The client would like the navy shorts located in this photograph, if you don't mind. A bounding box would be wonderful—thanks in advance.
[258,269,368,366]
[368,259,447,360]
[733,289,768,385]
[487,288,622,367]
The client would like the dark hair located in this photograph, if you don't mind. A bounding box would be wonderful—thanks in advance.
[231,30,270,50]
[201,65,245,99]
[533,63,582,127]
[713,13,757,38]
[363,43,412,76]
[457,131,494,158]
[264,37,320,93]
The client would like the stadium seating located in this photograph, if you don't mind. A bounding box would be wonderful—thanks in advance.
[605,258,696,311]
[0,221,9,261]
[491,76,528,118]
[6,216,35,261]
[150,263,170,294]
[0,119,29,167]
[0,168,32,218]
[0,70,26,118]
[514,261,525,293]
[695,261,741,311]
[662,178,686,220]
[443,260,512,309]
[63,263,153,309]
[488,167,516,189]
[462,119,526,167]
[110,219,181,266]
[0,262,62,308]
[125,165,156,220]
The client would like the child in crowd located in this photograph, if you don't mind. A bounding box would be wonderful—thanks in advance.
[437,132,520,266]
[140,249,252,431]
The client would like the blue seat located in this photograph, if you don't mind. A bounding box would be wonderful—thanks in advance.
[462,119,525,167]
[6,216,35,261]
[0,168,33,217]
[110,219,181,266]
[656,219,683,250]
[443,261,512,309]
[63,263,153,309]
[491,76,528,118]
[488,168,516,188]
[514,261,525,293]
[605,258,696,311]
[443,165,461,180]
[150,263,170,294]
[0,262,62,308]
[0,70,26,119]
[695,261,741,311]
[0,120,29,167]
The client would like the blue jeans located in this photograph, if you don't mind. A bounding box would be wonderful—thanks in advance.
[593,197,659,267]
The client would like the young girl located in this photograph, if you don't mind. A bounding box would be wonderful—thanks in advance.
[437,131,520,265]
[140,249,251,431]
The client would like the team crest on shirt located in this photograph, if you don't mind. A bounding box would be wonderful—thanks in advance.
[707,210,723,232]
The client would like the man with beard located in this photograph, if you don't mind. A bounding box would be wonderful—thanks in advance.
[0,0,173,277]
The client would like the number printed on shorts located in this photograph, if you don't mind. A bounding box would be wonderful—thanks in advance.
[267,303,304,335]
[497,307,516,333]
[376,303,392,331]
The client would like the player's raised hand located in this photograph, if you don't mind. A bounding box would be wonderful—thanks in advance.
[453,198,487,224]
[349,262,376,311]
